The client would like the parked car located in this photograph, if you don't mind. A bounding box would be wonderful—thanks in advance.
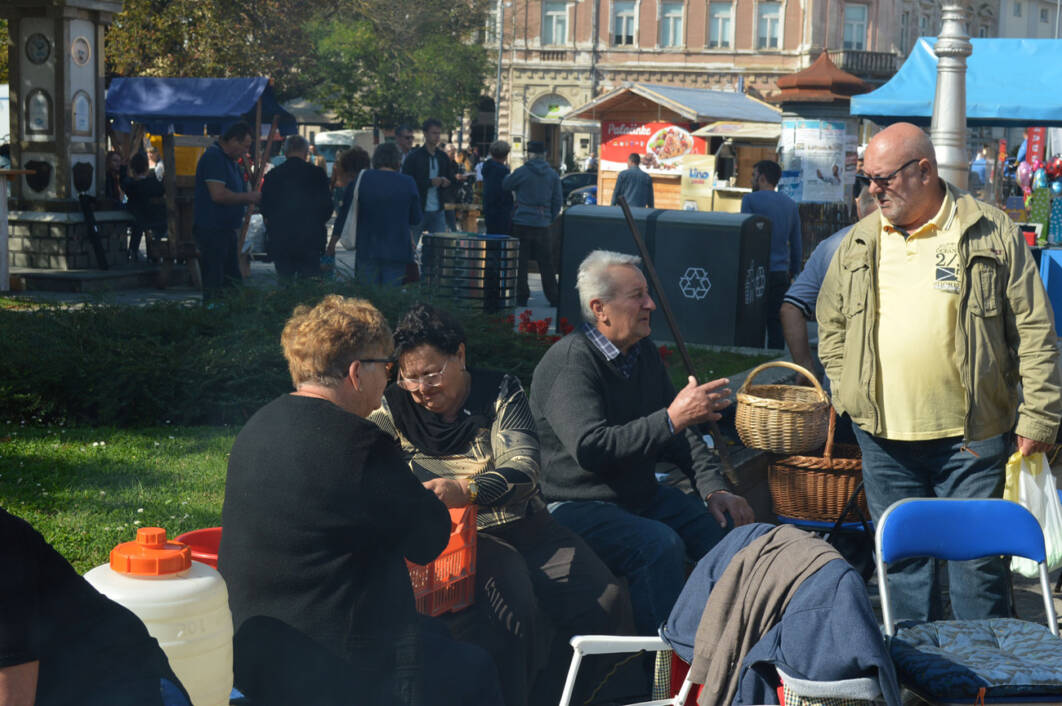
[560,172,597,200]
[566,184,597,207]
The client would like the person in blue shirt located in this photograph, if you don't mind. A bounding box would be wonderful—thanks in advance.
[740,160,802,349]
[350,142,423,285]
[193,122,260,301]
[611,153,654,208]
[780,175,877,381]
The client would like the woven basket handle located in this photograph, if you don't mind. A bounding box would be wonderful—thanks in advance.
[737,361,828,403]
[823,406,838,463]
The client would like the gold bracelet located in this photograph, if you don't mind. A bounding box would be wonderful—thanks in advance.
[467,478,479,504]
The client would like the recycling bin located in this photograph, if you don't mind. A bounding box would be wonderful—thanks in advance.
[557,206,771,348]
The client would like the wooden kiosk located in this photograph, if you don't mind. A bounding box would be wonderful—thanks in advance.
[564,83,781,211]
[105,77,296,285]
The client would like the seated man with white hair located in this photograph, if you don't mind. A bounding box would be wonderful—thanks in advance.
[529,250,755,635]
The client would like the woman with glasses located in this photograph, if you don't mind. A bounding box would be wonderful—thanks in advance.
[370,303,634,706]
[220,295,500,706]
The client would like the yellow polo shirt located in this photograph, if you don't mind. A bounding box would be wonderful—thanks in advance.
[874,190,965,440]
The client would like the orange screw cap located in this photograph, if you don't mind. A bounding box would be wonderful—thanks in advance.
[110,527,191,576]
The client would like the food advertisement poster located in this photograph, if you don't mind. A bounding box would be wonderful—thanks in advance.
[778,118,853,203]
[601,121,707,176]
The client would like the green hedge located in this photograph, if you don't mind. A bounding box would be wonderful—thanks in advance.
[0,281,553,427]
[0,280,771,427]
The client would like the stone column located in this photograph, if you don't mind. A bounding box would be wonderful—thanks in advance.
[930,3,972,189]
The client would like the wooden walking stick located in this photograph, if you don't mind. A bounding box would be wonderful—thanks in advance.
[615,196,738,484]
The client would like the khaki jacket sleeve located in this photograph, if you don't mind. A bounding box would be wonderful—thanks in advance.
[815,240,847,404]
[1003,219,1062,442]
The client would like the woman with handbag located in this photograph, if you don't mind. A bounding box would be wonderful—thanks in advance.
[326,146,370,258]
[331,143,422,286]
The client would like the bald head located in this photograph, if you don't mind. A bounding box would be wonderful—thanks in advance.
[862,122,945,231]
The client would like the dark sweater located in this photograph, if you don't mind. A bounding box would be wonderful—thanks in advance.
[219,394,451,705]
[529,332,728,507]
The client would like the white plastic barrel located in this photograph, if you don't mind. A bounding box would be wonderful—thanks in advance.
[84,527,233,706]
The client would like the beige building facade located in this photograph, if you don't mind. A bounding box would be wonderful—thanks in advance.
[483,0,1003,168]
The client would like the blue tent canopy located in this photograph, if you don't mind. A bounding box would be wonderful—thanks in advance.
[106,77,297,135]
[850,38,1062,127]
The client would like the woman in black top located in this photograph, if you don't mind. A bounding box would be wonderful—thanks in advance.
[219,295,501,706]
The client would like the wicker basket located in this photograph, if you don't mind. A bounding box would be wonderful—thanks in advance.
[768,408,868,522]
[735,361,830,454]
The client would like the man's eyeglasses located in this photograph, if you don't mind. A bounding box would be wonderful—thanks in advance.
[865,158,920,188]
[396,358,449,391]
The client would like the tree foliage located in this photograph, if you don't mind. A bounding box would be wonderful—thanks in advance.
[105,0,340,100]
[0,19,9,84]
[103,0,491,128]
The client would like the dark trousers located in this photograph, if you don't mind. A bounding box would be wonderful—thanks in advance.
[512,223,559,307]
[765,270,789,349]
[441,509,633,706]
[195,226,241,301]
[853,427,1011,622]
[273,249,321,281]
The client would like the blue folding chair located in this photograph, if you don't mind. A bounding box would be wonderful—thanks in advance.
[876,498,1062,704]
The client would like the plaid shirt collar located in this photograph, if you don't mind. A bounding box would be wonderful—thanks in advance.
[582,322,641,378]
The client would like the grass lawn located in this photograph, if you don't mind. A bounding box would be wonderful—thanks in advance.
[1,422,233,574]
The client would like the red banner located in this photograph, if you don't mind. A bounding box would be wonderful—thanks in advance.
[1027,127,1046,164]
[601,120,707,175]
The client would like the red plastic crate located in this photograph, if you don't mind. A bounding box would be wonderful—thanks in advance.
[406,506,477,616]
[173,527,222,569]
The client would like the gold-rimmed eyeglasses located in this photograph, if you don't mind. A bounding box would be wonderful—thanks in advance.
[396,358,449,391]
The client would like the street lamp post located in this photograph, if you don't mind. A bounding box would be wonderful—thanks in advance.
[494,0,506,139]
[930,3,972,189]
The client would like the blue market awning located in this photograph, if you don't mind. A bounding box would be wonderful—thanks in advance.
[106,77,297,135]
[851,38,1062,127]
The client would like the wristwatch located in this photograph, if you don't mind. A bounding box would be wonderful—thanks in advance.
[467,478,479,504]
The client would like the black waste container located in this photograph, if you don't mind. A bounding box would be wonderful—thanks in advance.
[421,232,519,313]
[558,206,771,347]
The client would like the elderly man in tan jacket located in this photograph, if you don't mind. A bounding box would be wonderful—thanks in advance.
[817,122,1061,624]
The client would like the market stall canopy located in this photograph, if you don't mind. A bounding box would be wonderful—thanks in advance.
[106,77,297,135]
[851,38,1062,127]
[568,82,781,124]
[693,121,780,141]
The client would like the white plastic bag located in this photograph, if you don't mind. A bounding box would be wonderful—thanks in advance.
[338,170,363,252]
[1003,451,1062,577]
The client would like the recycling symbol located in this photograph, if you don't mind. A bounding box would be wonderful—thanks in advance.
[679,267,711,300]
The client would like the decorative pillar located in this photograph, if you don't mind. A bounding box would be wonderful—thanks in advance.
[930,3,972,189]
[3,0,130,274]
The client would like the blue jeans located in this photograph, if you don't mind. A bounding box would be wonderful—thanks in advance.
[420,209,448,235]
[356,258,407,286]
[549,485,728,634]
[853,427,1010,622]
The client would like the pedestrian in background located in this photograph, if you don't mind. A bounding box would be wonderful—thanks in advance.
[482,140,513,236]
[502,140,562,307]
[259,134,333,280]
[327,146,371,257]
[193,121,260,301]
[122,152,166,263]
[611,153,654,208]
[403,118,455,237]
[350,143,422,285]
[740,160,802,349]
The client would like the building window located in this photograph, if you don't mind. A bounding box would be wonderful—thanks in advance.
[900,11,909,52]
[756,1,781,49]
[978,25,989,36]
[919,14,928,33]
[659,2,684,47]
[1041,7,1049,21]
[543,1,568,45]
[1013,1,1022,17]
[709,2,733,48]
[613,1,637,45]
[843,4,867,50]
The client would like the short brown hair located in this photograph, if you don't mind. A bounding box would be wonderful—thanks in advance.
[281,295,393,388]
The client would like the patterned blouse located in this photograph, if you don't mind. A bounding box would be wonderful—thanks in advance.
[368,372,543,530]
